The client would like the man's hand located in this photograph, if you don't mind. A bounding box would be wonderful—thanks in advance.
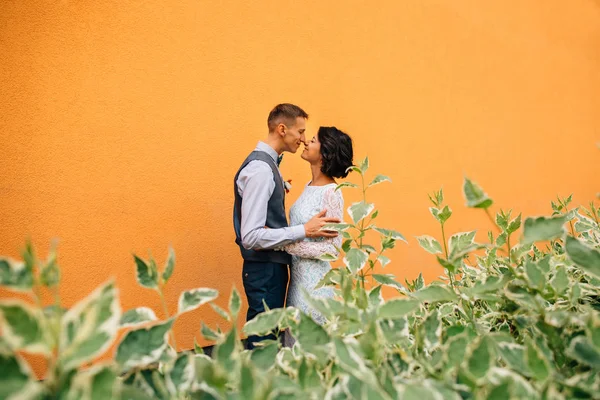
[304,210,341,238]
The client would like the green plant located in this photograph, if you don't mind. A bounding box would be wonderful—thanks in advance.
[1,158,599,399]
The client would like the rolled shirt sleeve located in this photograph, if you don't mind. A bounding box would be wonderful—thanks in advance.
[237,160,306,250]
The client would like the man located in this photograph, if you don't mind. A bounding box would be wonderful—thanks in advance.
[233,103,340,349]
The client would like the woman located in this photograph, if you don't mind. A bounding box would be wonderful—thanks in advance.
[283,126,354,346]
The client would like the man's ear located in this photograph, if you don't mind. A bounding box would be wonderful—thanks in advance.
[277,123,286,137]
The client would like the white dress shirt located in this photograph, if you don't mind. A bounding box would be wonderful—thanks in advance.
[236,142,306,250]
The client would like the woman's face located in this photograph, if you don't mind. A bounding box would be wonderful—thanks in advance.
[301,133,322,164]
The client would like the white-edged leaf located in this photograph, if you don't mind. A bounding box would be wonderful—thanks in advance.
[463,177,493,209]
[210,304,231,322]
[378,298,420,318]
[0,351,40,399]
[60,280,121,370]
[347,202,374,224]
[416,235,443,254]
[229,287,241,320]
[115,318,175,372]
[343,249,369,274]
[134,255,158,289]
[162,248,175,284]
[368,174,391,188]
[177,288,218,315]
[0,300,52,355]
[66,364,118,400]
[0,258,33,292]
[377,255,391,267]
[335,182,359,191]
[565,236,600,279]
[373,227,407,242]
[243,308,285,337]
[372,274,405,291]
[120,307,157,329]
[522,216,566,243]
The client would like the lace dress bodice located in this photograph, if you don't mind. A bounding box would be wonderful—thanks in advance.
[284,183,343,346]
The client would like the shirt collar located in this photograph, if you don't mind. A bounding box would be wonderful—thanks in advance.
[256,141,279,163]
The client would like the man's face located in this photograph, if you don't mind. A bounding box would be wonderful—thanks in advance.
[282,117,306,153]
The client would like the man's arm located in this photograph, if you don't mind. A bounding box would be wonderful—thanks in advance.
[238,161,305,250]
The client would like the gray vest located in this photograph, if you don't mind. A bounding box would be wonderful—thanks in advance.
[233,151,292,265]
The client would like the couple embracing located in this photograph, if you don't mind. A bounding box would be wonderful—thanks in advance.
[233,103,354,348]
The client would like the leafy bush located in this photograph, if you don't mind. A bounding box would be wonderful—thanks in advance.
[1,158,599,399]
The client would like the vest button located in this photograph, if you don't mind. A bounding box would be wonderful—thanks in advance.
[244,273,248,278]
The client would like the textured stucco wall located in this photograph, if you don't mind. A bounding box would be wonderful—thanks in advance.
[1,0,599,377]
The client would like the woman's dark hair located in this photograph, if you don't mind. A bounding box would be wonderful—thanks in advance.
[318,126,354,179]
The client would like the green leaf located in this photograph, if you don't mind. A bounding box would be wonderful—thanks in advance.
[359,157,369,174]
[115,318,175,372]
[193,338,203,354]
[240,362,255,398]
[526,338,551,381]
[250,341,279,370]
[422,310,441,349]
[120,307,158,329]
[0,258,33,292]
[507,214,522,234]
[379,318,409,344]
[466,336,494,381]
[67,364,118,400]
[343,249,369,274]
[373,227,407,242]
[413,285,456,303]
[438,205,453,224]
[229,286,241,320]
[321,223,353,232]
[40,250,60,288]
[167,353,194,393]
[162,248,175,284]
[372,274,405,291]
[525,260,545,290]
[437,256,460,274]
[378,298,420,318]
[416,235,442,255]
[200,322,219,341]
[566,336,600,368]
[0,351,37,399]
[522,216,566,243]
[209,304,231,322]
[368,174,391,188]
[448,231,477,259]
[295,313,330,357]
[177,288,218,315]
[243,308,285,336]
[0,300,52,355]
[335,182,359,191]
[134,255,158,289]
[377,255,391,268]
[497,342,529,376]
[368,285,383,306]
[59,280,121,370]
[463,177,493,209]
[496,211,510,230]
[565,236,600,279]
[347,202,375,224]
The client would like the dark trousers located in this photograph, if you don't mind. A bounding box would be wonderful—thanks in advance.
[242,260,289,350]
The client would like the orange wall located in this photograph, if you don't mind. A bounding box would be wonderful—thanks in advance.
[1,0,599,377]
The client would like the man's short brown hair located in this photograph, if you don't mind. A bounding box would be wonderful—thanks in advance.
[267,103,309,132]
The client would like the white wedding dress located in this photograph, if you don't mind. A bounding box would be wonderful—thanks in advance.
[283,182,344,347]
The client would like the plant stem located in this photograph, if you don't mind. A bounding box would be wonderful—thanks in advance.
[485,208,501,232]
[564,207,575,236]
[440,223,449,260]
[158,287,178,351]
[507,234,512,263]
